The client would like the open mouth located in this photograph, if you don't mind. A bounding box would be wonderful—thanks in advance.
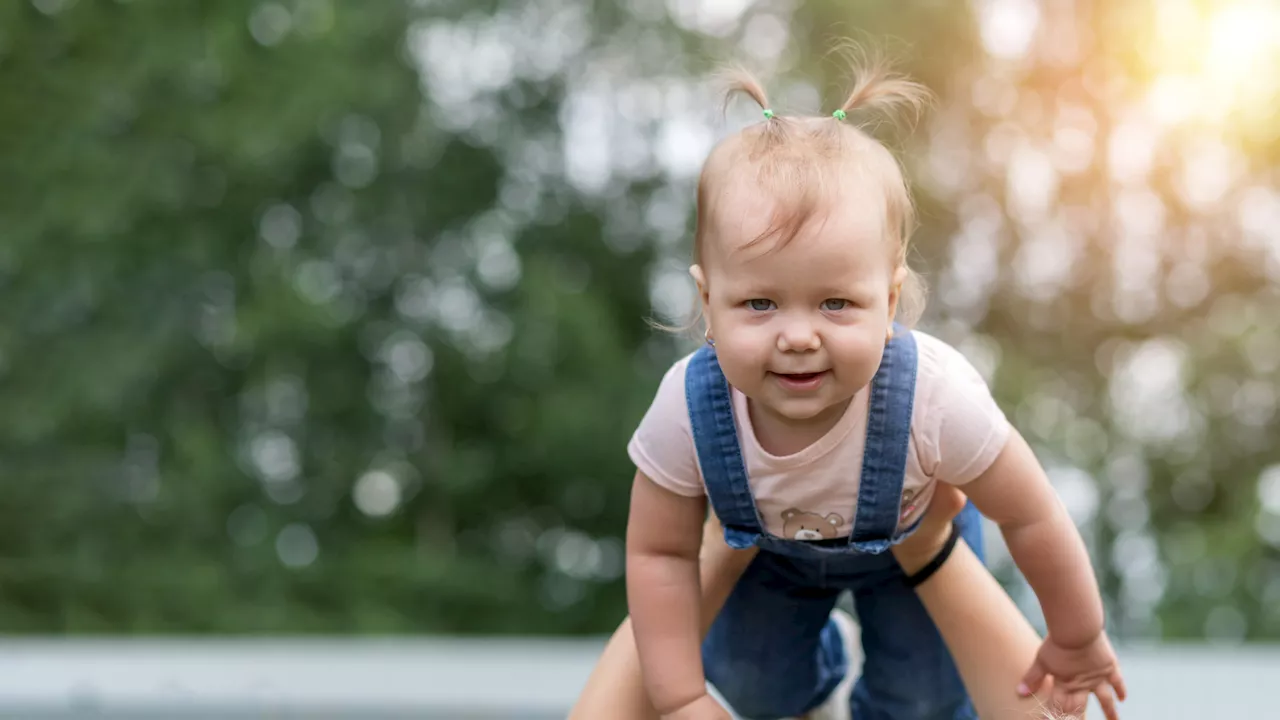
[782,372,822,382]
[772,371,828,390]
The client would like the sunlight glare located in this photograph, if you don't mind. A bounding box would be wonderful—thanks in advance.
[1145,0,1280,128]
[1206,3,1278,79]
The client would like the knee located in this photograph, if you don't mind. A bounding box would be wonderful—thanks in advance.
[704,653,808,719]
[855,682,975,720]
[907,696,976,720]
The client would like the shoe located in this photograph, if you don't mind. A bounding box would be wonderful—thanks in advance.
[705,681,736,717]
[798,608,860,720]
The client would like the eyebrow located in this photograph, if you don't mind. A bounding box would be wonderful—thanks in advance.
[726,282,877,300]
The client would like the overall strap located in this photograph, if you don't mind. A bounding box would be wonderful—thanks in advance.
[849,325,919,554]
[685,344,761,546]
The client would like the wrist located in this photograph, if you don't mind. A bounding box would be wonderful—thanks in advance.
[901,523,960,588]
[1046,626,1105,650]
[892,525,955,574]
[893,545,938,575]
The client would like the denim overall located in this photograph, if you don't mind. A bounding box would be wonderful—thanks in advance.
[686,329,984,720]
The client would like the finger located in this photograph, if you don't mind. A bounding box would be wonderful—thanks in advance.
[1053,686,1088,719]
[1110,669,1128,701]
[1095,684,1119,720]
[1018,661,1047,697]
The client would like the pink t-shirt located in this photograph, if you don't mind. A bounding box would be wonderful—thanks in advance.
[628,330,1011,539]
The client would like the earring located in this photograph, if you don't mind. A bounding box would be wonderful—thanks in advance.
[885,325,895,343]
[704,327,715,346]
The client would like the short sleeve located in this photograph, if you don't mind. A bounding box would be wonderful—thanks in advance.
[914,336,1011,486]
[627,355,705,497]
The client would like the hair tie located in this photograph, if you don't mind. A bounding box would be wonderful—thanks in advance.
[832,109,847,121]
[762,109,775,120]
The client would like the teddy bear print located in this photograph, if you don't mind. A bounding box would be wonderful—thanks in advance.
[899,489,918,521]
[781,508,845,541]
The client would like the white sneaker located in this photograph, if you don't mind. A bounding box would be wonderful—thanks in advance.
[797,608,860,720]
[705,608,862,720]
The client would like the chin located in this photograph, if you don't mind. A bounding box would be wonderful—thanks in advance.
[771,397,843,422]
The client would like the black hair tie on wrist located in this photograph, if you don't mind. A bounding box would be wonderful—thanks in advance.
[904,523,961,588]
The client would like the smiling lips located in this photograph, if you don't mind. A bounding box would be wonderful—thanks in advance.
[772,370,828,391]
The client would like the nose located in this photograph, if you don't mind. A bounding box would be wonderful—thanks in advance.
[776,316,820,353]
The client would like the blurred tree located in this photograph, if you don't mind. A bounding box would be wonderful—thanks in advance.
[0,0,1276,642]
[794,0,1280,642]
[0,0,678,634]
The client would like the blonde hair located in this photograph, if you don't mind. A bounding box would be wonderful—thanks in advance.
[692,49,931,326]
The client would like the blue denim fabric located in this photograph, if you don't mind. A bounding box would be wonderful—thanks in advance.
[686,328,984,720]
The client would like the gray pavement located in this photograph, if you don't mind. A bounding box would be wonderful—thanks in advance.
[0,637,1268,719]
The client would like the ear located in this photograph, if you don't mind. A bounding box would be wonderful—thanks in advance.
[887,266,908,322]
[781,508,799,520]
[825,513,843,526]
[690,263,714,340]
[689,264,710,306]
[886,266,908,343]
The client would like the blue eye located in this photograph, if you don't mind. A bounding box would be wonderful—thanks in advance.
[822,299,850,311]
[746,299,775,312]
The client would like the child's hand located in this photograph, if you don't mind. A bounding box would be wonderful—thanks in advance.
[661,692,732,720]
[1019,632,1127,720]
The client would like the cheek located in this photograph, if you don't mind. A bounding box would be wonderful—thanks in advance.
[710,310,762,348]
[712,323,771,379]
[827,326,885,368]
[716,335,767,371]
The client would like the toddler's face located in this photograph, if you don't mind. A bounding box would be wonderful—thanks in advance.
[695,186,901,429]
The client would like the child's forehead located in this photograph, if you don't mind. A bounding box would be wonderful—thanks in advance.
[705,176,884,258]
[707,235,887,298]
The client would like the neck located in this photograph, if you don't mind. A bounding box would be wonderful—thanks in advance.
[749,397,852,456]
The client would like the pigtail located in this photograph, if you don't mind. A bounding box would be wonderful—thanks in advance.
[718,65,772,118]
[833,47,931,127]
[717,65,790,152]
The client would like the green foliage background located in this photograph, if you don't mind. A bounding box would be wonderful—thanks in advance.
[2,0,1277,639]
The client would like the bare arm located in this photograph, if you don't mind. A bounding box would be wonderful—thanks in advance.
[963,430,1124,720]
[625,470,718,715]
[570,514,757,720]
[891,486,1073,719]
[962,430,1103,648]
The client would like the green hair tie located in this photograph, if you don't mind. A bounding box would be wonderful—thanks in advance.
[832,109,847,121]
[762,109,775,120]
